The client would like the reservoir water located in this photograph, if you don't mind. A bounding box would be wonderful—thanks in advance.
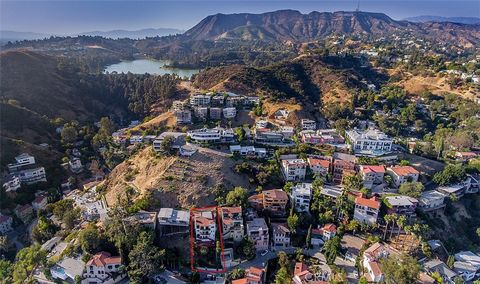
[104,59,199,78]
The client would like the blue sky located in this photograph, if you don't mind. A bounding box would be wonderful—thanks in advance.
[1,0,479,34]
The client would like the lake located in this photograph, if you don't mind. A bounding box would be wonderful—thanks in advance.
[104,59,199,78]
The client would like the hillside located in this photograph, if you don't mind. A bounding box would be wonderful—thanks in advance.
[103,147,252,208]
[193,54,387,118]
[0,50,128,121]
[182,10,480,45]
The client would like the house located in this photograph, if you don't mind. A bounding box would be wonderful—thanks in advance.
[221,206,244,242]
[187,128,235,144]
[7,153,36,172]
[453,261,478,282]
[223,107,237,119]
[153,132,186,151]
[437,182,469,199]
[345,128,393,156]
[255,129,285,144]
[307,157,331,177]
[353,195,380,225]
[157,208,190,237]
[292,262,330,284]
[384,195,418,216]
[274,109,289,120]
[174,110,192,124]
[0,214,13,235]
[311,223,337,246]
[280,126,295,139]
[193,210,216,243]
[320,184,344,199]
[300,129,344,145]
[291,183,312,213]
[467,174,479,194]
[359,165,385,189]
[300,119,316,131]
[232,267,266,284]
[129,135,143,144]
[362,243,393,283]
[271,223,290,249]
[418,190,446,213]
[454,251,480,267]
[332,152,356,184]
[455,151,477,162]
[32,194,48,211]
[17,167,47,184]
[246,218,269,251]
[190,94,211,106]
[124,211,158,230]
[3,176,21,193]
[14,204,34,223]
[229,145,267,158]
[281,159,307,181]
[82,252,124,284]
[341,234,366,262]
[262,189,289,216]
[386,166,419,188]
[51,257,85,282]
[210,107,222,120]
[69,158,83,173]
[423,259,457,284]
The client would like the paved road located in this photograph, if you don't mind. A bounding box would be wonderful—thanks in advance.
[232,247,297,270]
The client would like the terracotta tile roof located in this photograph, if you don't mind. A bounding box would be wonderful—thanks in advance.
[322,223,337,233]
[222,206,242,214]
[389,166,419,176]
[86,252,121,266]
[361,165,385,174]
[294,262,308,276]
[263,189,288,200]
[308,158,331,168]
[195,215,215,227]
[272,223,290,234]
[355,196,380,209]
[369,261,382,276]
[231,279,248,284]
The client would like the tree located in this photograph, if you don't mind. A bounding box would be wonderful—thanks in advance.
[342,174,363,192]
[275,267,291,284]
[128,231,165,284]
[240,236,256,259]
[98,117,114,136]
[78,225,101,254]
[277,251,289,268]
[433,164,466,186]
[12,245,47,283]
[228,268,245,281]
[158,136,175,156]
[323,236,341,265]
[32,216,58,243]
[305,225,312,248]
[0,259,12,282]
[287,214,299,233]
[61,125,78,144]
[398,182,424,198]
[225,187,248,207]
[283,182,294,194]
[380,254,420,284]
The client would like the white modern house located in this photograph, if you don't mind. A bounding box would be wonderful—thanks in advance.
[223,107,237,119]
[190,94,211,106]
[418,190,446,213]
[3,176,21,193]
[281,159,307,181]
[300,119,316,130]
[291,183,312,212]
[69,158,83,173]
[17,167,47,184]
[345,128,393,156]
[246,218,269,251]
[187,128,235,144]
[7,153,36,171]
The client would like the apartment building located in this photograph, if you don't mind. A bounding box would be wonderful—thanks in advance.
[82,252,123,284]
[291,183,312,213]
[174,109,192,124]
[193,211,217,243]
[346,128,393,156]
[359,165,385,189]
[281,159,307,181]
[272,223,290,249]
[190,94,211,106]
[354,195,380,225]
[387,166,419,188]
[209,107,222,120]
[262,189,289,216]
[300,119,316,130]
[194,107,209,120]
[223,107,237,119]
[246,218,269,251]
[221,206,244,242]
[332,152,356,184]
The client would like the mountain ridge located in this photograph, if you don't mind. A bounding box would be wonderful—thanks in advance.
[404,15,480,25]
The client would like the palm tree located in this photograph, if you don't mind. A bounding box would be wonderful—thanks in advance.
[383,214,393,241]
[397,215,407,237]
[403,225,412,250]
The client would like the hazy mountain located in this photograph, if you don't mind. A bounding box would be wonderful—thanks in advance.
[180,10,479,46]
[404,15,480,25]
[0,30,51,41]
[79,28,183,39]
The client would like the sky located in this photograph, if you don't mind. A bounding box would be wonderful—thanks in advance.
[1,0,479,35]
